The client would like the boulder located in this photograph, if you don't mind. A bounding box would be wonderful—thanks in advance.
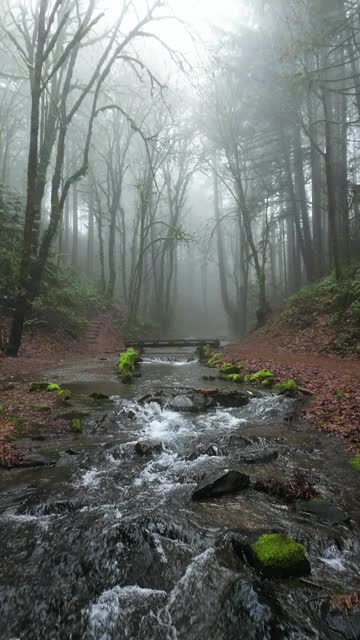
[192,470,250,501]
[135,439,163,456]
[249,532,311,578]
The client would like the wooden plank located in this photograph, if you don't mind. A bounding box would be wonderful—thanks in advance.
[125,338,220,349]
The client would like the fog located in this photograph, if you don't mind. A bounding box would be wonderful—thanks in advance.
[1,0,360,352]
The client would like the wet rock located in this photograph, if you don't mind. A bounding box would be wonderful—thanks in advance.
[295,499,350,525]
[169,395,194,411]
[90,392,110,400]
[242,450,279,465]
[211,390,249,408]
[135,439,163,456]
[202,375,219,381]
[31,434,47,442]
[187,444,223,461]
[223,530,311,579]
[66,448,82,456]
[229,434,255,448]
[16,454,58,468]
[192,470,250,501]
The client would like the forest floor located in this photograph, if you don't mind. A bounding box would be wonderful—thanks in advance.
[0,316,123,466]
[221,331,360,452]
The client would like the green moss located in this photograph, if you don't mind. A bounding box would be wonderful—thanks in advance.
[207,353,221,368]
[57,389,72,403]
[199,344,212,360]
[118,347,140,383]
[29,381,62,393]
[245,369,274,384]
[47,383,61,392]
[251,533,306,568]
[274,379,298,393]
[70,418,82,433]
[219,362,242,375]
[29,382,50,392]
[349,454,360,472]
[261,378,274,387]
[224,373,243,383]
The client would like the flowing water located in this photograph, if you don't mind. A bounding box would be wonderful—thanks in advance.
[0,349,360,640]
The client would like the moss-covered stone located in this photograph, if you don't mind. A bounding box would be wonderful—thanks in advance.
[70,418,82,433]
[57,389,72,404]
[29,382,50,392]
[274,379,299,394]
[251,533,310,578]
[261,378,274,387]
[118,347,140,383]
[198,344,212,361]
[29,382,62,393]
[223,373,243,384]
[219,362,242,375]
[245,369,274,384]
[349,453,360,472]
[47,383,62,392]
[207,353,221,368]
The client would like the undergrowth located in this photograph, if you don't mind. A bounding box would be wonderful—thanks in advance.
[279,266,360,356]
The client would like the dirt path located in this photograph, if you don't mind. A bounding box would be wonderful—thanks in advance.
[0,314,123,382]
[220,337,360,451]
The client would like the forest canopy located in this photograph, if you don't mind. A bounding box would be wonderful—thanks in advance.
[0,0,360,352]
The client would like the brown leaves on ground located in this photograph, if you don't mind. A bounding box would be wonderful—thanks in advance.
[221,337,360,452]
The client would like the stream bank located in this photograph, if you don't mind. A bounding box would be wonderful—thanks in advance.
[0,347,359,639]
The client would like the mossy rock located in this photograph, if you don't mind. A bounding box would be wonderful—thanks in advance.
[244,369,274,385]
[275,379,298,395]
[223,373,243,384]
[207,353,221,368]
[118,347,140,383]
[261,378,274,388]
[219,362,242,375]
[70,418,82,433]
[250,533,310,578]
[29,382,61,393]
[349,454,360,472]
[57,389,72,403]
[47,383,62,392]
[198,344,212,361]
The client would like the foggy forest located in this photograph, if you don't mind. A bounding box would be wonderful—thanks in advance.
[1,2,360,639]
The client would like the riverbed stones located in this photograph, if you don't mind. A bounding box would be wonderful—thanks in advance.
[192,470,250,500]
[241,450,279,465]
[187,444,224,461]
[135,439,163,456]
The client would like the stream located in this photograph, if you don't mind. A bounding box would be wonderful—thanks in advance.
[0,348,360,639]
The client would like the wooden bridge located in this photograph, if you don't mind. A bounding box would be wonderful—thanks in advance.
[125,338,221,349]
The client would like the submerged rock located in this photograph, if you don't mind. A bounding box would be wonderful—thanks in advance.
[295,499,350,525]
[169,395,195,411]
[16,454,58,468]
[242,450,279,465]
[135,439,163,456]
[187,444,224,461]
[192,470,250,501]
